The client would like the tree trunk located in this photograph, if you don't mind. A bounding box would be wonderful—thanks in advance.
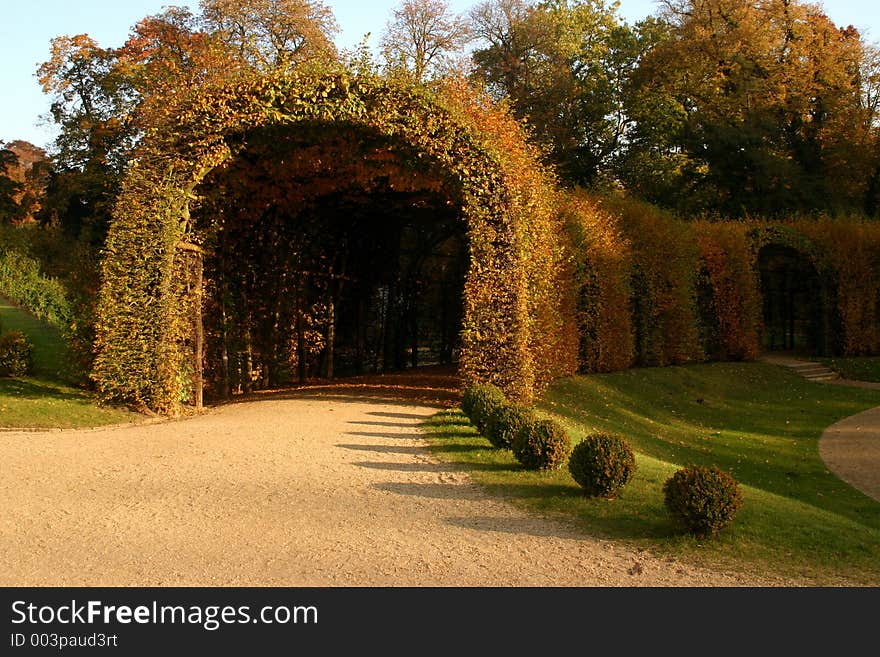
[193,251,204,408]
[296,304,306,383]
[409,290,418,369]
[326,297,335,379]
[244,319,254,394]
[220,297,230,399]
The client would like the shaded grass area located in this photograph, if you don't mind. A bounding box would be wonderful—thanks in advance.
[422,362,880,585]
[0,297,140,429]
[819,357,880,383]
[0,296,72,381]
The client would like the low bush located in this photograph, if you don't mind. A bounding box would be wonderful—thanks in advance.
[0,330,33,377]
[568,433,636,498]
[461,383,507,433]
[663,464,743,538]
[0,250,72,331]
[485,403,534,448]
[512,418,571,470]
[460,385,480,418]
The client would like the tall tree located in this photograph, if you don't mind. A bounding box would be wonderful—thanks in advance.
[470,0,554,112]
[0,145,24,224]
[629,0,879,216]
[37,34,134,174]
[36,34,132,239]
[200,0,338,73]
[381,0,471,82]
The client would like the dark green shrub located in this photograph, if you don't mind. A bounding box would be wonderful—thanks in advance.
[0,250,72,331]
[0,330,33,377]
[485,403,534,448]
[512,418,571,470]
[568,433,636,498]
[663,464,743,538]
[461,383,506,433]
[460,385,480,418]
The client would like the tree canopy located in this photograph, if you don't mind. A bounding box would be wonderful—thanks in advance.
[0,145,23,224]
[623,0,880,216]
[381,0,471,81]
[33,0,880,226]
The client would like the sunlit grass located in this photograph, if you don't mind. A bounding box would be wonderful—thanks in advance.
[0,297,140,429]
[422,362,880,585]
[819,357,880,383]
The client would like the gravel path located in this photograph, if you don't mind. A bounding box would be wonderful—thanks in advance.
[820,405,880,502]
[761,355,880,503]
[1,390,794,587]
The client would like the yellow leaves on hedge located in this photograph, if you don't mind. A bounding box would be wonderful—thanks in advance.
[796,217,880,355]
[94,67,576,411]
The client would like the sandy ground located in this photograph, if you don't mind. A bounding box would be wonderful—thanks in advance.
[760,355,880,502]
[0,388,796,587]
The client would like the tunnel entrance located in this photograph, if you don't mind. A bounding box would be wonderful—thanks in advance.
[192,124,468,399]
[758,244,825,355]
[94,72,575,413]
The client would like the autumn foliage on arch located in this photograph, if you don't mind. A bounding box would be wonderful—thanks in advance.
[92,66,577,413]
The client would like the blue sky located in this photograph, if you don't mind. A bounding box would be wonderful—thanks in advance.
[1,1,878,149]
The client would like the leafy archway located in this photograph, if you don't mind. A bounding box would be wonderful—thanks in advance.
[758,244,825,353]
[194,121,471,398]
[749,226,839,356]
[92,69,576,413]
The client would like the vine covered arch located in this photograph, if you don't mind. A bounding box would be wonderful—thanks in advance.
[93,70,577,413]
[748,225,839,356]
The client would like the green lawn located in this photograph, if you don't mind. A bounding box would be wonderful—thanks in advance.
[423,362,880,585]
[0,297,141,429]
[820,357,880,383]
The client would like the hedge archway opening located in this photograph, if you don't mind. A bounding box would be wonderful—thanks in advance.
[192,122,470,400]
[758,244,826,354]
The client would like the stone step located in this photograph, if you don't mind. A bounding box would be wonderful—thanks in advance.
[798,368,838,377]
[780,360,840,381]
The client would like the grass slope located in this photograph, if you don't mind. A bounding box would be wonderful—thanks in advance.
[820,357,880,383]
[423,362,880,585]
[0,297,139,429]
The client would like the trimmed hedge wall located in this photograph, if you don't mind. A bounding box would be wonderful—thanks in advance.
[0,249,72,331]
[563,194,880,372]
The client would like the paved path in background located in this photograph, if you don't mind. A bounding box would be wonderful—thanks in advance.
[820,406,880,502]
[0,388,794,587]
[761,354,880,502]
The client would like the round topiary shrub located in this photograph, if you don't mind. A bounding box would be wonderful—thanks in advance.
[460,385,480,418]
[461,383,506,433]
[0,330,33,377]
[568,433,636,498]
[512,418,571,470]
[485,403,534,449]
[663,464,743,538]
